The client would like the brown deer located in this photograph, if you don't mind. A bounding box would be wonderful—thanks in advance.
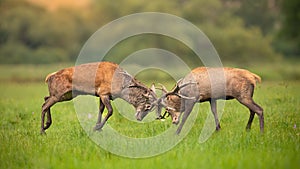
[154,67,264,135]
[41,62,157,134]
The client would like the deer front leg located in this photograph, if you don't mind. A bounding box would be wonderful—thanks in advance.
[95,98,105,125]
[94,95,113,131]
[175,101,195,135]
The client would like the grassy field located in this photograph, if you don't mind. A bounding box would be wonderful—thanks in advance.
[0,64,299,169]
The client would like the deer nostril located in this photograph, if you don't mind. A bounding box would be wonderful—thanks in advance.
[172,116,179,124]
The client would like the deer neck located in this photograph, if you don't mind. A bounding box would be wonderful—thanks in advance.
[119,88,145,108]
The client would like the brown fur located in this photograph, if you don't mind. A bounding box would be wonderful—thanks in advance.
[160,67,264,134]
[41,62,157,134]
[45,71,57,83]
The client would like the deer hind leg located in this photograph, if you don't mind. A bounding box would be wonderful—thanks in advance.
[41,96,58,134]
[253,101,264,133]
[42,96,54,130]
[94,95,113,131]
[237,97,264,133]
[246,110,255,131]
[210,99,221,131]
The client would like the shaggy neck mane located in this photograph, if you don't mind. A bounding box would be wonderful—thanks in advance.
[120,87,148,108]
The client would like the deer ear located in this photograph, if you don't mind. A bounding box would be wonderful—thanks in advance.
[150,83,156,94]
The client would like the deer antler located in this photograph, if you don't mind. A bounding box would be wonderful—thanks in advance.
[156,80,196,100]
[156,83,169,94]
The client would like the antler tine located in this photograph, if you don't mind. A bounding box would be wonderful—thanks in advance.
[175,93,195,100]
[155,87,163,90]
[163,79,197,98]
[178,81,197,89]
[176,78,183,84]
[158,83,169,93]
[156,80,181,99]
[170,78,182,93]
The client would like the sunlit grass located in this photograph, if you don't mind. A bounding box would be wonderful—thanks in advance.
[0,80,299,169]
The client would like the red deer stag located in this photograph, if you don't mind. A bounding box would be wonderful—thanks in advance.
[154,67,264,135]
[41,62,157,134]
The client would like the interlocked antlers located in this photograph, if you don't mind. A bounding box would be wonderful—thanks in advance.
[155,79,197,119]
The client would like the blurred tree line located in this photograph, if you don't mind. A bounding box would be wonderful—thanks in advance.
[0,0,298,65]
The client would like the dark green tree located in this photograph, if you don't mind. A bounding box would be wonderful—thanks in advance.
[278,0,300,56]
[0,0,94,64]
[234,0,278,35]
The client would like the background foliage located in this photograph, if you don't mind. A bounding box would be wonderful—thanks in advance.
[0,0,299,65]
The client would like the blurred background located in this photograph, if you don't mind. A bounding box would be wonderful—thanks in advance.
[0,0,299,81]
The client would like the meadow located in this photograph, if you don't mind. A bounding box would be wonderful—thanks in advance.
[0,64,299,169]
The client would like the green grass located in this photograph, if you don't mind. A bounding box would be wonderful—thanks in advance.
[0,64,299,169]
[0,82,299,169]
